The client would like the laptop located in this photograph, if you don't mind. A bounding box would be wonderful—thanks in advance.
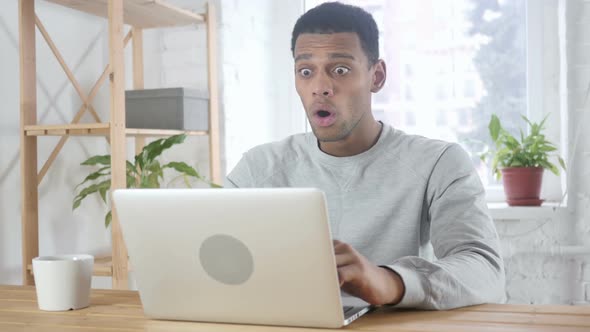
[112,188,372,328]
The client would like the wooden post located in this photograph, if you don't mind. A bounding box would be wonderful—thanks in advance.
[19,0,38,286]
[206,2,221,185]
[131,28,144,89]
[132,27,146,155]
[108,0,128,289]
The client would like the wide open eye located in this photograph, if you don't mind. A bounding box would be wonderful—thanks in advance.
[333,66,350,75]
[299,68,312,77]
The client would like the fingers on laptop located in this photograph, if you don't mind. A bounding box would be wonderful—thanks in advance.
[333,240,353,254]
[333,240,365,287]
[337,264,360,286]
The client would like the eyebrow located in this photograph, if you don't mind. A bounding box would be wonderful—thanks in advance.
[294,54,312,62]
[330,53,355,60]
[294,53,356,62]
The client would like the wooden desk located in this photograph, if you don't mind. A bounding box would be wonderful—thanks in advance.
[1,285,589,331]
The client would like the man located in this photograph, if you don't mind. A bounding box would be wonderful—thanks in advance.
[227,2,505,309]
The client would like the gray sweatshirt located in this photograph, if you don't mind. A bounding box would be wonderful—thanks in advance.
[226,124,506,309]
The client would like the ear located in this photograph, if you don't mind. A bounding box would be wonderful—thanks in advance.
[370,60,387,93]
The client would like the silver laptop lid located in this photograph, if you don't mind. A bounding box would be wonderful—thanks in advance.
[113,188,346,328]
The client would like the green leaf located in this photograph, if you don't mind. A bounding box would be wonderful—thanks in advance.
[538,114,549,131]
[126,161,137,176]
[489,114,501,143]
[72,179,111,210]
[135,153,145,173]
[502,132,520,149]
[530,142,538,155]
[539,145,557,152]
[162,162,223,188]
[183,174,192,188]
[77,179,111,198]
[521,114,533,128]
[99,187,107,203]
[491,154,500,175]
[163,161,200,178]
[81,155,111,166]
[127,175,136,188]
[548,163,559,176]
[75,167,110,190]
[140,175,149,188]
[105,211,112,228]
[558,157,566,170]
[539,160,559,175]
[480,152,488,162]
[146,160,163,179]
[143,134,187,165]
[522,115,544,136]
[147,172,160,188]
[72,198,82,210]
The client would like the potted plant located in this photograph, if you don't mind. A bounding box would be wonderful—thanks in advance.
[482,114,566,206]
[73,134,220,227]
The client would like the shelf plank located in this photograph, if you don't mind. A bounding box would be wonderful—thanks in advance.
[27,259,113,277]
[93,256,115,276]
[44,0,204,28]
[24,124,207,137]
[24,123,110,136]
[126,128,208,137]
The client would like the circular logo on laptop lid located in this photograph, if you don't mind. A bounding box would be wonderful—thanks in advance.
[199,234,254,285]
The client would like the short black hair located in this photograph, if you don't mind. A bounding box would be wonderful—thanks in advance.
[291,2,379,65]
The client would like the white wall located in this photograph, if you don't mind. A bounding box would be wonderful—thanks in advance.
[0,0,589,305]
[219,0,305,171]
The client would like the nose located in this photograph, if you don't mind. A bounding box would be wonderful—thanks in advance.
[312,73,334,97]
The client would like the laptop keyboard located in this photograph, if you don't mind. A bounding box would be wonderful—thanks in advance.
[343,306,354,314]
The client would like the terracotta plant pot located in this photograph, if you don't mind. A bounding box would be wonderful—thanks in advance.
[500,167,544,206]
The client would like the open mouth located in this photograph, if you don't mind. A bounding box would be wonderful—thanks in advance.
[312,108,337,127]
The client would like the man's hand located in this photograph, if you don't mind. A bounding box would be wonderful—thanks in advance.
[333,239,405,306]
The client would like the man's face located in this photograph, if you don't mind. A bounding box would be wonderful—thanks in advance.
[293,32,384,142]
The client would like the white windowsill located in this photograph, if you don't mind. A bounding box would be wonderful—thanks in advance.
[487,202,567,221]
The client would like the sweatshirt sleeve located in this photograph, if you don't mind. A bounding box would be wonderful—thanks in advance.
[225,153,256,188]
[384,143,506,309]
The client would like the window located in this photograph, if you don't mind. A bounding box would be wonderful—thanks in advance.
[436,110,447,126]
[404,84,414,101]
[404,63,414,78]
[457,108,470,127]
[436,82,448,101]
[463,79,476,98]
[305,0,563,202]
[405,111,416,126]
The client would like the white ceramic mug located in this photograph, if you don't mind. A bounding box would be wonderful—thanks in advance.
[32,254,94,311]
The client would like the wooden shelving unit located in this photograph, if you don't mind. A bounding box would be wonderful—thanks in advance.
[19,0,221,289]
